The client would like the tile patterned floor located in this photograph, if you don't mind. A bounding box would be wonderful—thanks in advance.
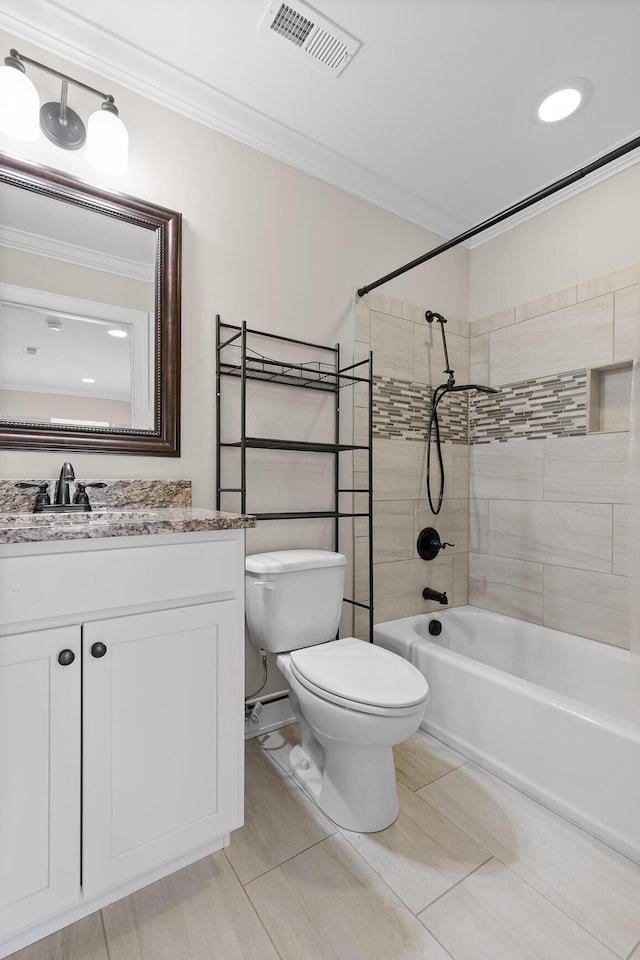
[10,727,640,960]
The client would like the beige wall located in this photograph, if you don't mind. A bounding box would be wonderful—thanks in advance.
[2,247,154,311]
[468,162,640,320]
[0,389,131,427]
[0,30,468,510]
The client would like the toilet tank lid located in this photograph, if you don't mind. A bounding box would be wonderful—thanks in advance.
[246,550,347,574]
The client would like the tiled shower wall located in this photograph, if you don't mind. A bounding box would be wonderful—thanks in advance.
[469,262,639,649]
[354,262,639,648]
[353,293,471,637]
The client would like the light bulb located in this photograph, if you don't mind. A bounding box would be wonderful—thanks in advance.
[0,62,40,141]
[86,103,128,175]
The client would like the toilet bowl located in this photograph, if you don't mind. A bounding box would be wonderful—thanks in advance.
[245,550,429,832]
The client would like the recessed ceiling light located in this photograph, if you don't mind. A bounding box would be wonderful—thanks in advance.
[82,377,96,383]
[107,328,128,338]
[534,78,592,124]
[46,318,63,332]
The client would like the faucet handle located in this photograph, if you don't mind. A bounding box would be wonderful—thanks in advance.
[73,481,107,505]
[15,481,51,508]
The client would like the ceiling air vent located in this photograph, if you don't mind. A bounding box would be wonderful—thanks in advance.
[258,2,362,76]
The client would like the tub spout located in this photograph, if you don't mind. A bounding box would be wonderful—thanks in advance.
[423,587,448,604]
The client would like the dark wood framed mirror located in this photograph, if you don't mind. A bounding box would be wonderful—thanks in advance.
[0,152,181,455]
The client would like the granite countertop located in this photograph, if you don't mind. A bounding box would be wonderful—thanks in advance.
[0,507,256,545]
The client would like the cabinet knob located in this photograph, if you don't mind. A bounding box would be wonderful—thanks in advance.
[57,649,75,666]
[91,642,108,658]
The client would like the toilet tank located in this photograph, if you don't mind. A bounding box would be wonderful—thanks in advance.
[245,550,346,653]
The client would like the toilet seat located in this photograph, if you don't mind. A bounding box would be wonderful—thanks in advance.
[288,637,429,717]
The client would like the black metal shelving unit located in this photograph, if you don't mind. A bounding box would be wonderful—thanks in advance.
[216,316,374,641]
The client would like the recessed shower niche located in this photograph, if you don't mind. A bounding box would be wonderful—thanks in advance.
[587,360,633,433]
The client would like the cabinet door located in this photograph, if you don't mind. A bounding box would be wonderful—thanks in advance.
[82,601,243,896]
[0,626,80,937]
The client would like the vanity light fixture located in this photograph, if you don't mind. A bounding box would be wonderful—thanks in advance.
[0,49,128,174]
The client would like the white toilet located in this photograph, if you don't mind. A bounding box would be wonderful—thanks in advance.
[245,549,429,832]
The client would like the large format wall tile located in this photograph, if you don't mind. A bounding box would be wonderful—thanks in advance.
[374,555,453,623]
[613,504,628,575]
[372,437,428,500]
[543,434,630,503]
[370,311,415,379]
[371,500,415,562]
[577,263,640,301]
[414,320,469,385]
[489,500,612,572]
[415,498,469,554]
[543,566,629,646]
[470,439,543,500]
[490,295,613,385]
[469,553,543,622]
[470,331,489,384]
[614,284,640,361]
[469,307,515,338]
[514,285,577,323]
[469,498,489,554]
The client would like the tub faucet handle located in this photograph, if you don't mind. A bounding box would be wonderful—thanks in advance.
[417,526,455,561]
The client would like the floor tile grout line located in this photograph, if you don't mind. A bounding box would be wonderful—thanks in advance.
[414,855,495,918]
[99,908,112,960]
[229,830,338,889]
[228,859,287,960]
[415,761,640,956]
[489,853,635,960]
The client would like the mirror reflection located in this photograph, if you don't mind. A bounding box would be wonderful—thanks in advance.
[0,153,181,455]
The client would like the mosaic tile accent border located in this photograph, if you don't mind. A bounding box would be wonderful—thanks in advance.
[372,370,588,445]
[470,370,587,443]
[372,376,468,443]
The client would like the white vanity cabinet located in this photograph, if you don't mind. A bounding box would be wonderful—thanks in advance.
[0,626,81,934]
[0,526,246,958]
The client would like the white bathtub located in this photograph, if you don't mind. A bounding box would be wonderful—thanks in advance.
[374,605,640,863]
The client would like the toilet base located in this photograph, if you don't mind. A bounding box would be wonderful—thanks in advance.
[289,740,400,833]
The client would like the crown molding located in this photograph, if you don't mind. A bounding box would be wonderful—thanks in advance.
[0,224,154,280]
[468,145,640,248]
[2,3,638,250]
[0,2,462,240]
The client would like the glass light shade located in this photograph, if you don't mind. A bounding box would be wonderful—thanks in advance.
[86,107,128,175]
[0,64,40,141]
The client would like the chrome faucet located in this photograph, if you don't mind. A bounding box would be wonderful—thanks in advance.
[54,462,75,505]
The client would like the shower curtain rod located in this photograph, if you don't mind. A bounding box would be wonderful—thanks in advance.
[356,132,640,297]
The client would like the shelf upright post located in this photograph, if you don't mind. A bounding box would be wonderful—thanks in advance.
[215,315,221,510]
[334,342,340,556]
[368,349,374,642]
[240,322,247,515]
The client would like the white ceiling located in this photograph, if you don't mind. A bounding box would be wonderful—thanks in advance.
[1,0,640,239]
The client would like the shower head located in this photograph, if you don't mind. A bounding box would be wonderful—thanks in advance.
[447,383,499,394]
